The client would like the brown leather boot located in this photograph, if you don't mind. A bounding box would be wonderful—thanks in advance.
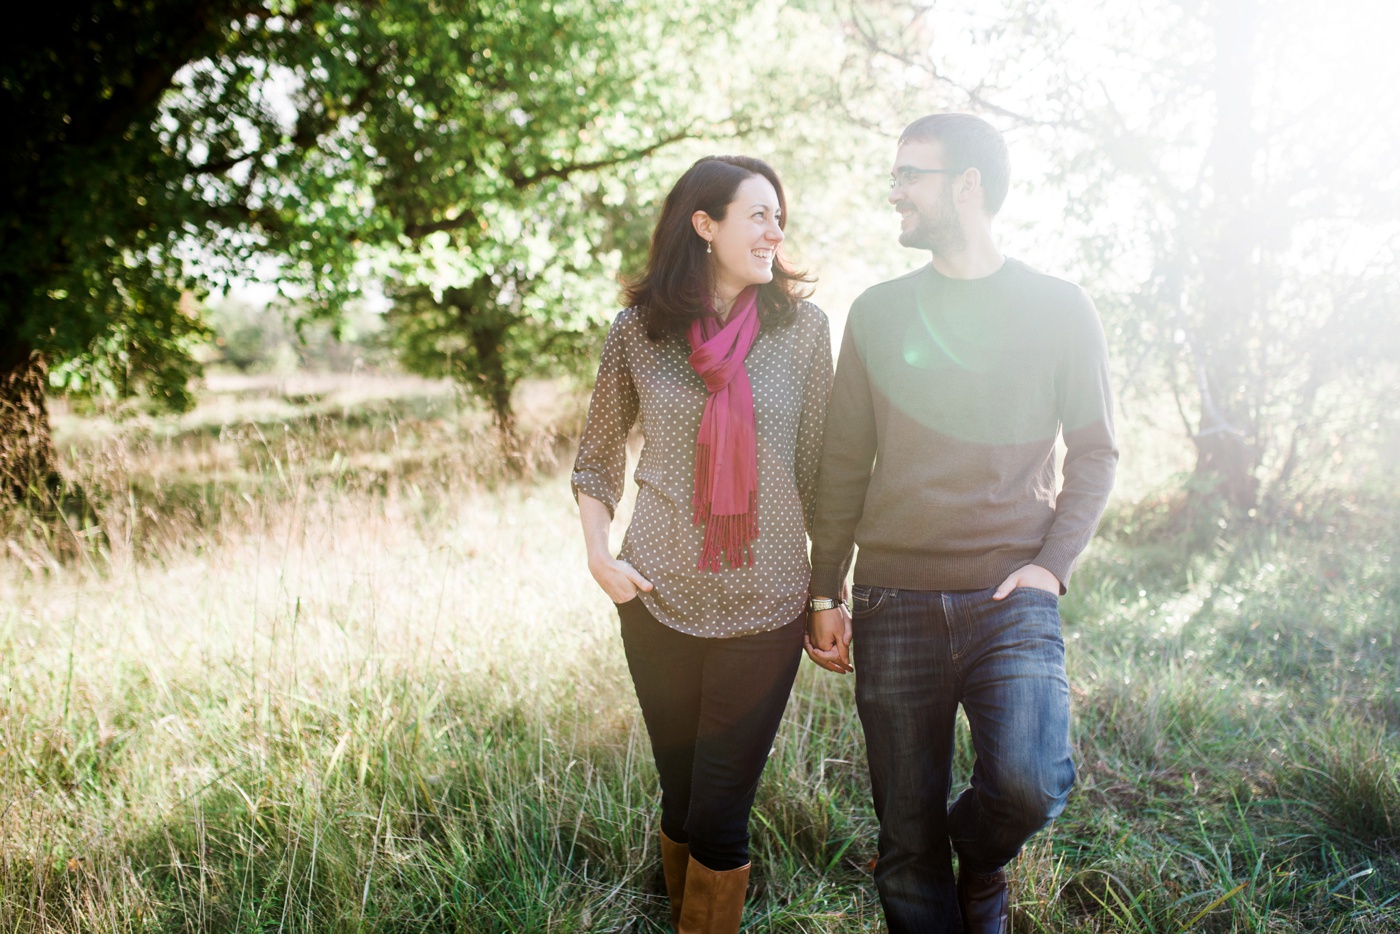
[957,867,1010,934]
[659,830,690,930]
[676,856,750,934]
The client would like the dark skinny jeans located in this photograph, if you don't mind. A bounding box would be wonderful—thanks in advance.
[617,598,804,871]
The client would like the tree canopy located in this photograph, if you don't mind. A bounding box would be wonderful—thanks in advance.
[4,0,1396,520]
[0,0,731,497]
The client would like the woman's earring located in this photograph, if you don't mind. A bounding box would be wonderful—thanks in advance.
[706,240,712,254]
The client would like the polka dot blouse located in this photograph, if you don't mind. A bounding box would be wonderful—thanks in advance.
[572,302,833,638]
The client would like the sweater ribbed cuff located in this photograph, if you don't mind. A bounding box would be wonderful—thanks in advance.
[1031,541,1079,594]
[809,564,845,600]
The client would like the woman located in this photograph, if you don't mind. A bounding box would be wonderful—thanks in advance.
[573,155,831,932]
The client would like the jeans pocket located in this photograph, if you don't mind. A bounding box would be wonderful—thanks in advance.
[851,584,894,619]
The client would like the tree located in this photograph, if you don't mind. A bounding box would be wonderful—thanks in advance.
[840,0,1400,514]
[0,0,722,507]
[1,1,249,504]
[1052,0,1400,513]
[384,176,645,445]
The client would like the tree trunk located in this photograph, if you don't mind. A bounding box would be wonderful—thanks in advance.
[0,342,61,508]
[1192,419,1258,511]
[1191,0,1262,513]
[451,285,521,472]
[490,388,521,467]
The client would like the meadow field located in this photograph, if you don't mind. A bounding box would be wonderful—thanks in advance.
[1,375,1396,933]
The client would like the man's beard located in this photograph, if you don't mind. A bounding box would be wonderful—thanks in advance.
[898,198,966,254]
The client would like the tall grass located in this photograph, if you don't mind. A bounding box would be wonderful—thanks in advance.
[1,375,1396,932]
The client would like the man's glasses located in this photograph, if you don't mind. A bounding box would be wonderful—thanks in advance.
[888,167,961,190]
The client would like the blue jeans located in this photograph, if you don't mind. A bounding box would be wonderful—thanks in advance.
[852,584,1075,934]
[618,598,804,871]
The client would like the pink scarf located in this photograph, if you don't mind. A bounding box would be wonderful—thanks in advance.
[687,286,761,572]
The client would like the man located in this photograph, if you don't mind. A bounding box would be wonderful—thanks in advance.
[805,113,1118,933]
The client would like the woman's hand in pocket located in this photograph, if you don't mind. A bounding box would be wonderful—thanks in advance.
[588,554,653,604]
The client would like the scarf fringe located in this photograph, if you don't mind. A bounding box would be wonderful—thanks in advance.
[694,491,759,572]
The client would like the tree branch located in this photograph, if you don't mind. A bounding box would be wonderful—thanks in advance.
[503,130,694,189]
[845,2,1062,130]
[401,131,693,239]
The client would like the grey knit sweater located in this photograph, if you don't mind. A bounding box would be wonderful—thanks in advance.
[809,259,1117,597]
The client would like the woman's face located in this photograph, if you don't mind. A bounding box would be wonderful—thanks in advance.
[702,174,785,303]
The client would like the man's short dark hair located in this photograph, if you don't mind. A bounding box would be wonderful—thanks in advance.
[900,113,1011,215]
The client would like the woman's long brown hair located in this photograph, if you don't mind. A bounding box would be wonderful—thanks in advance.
[624,156,812,341]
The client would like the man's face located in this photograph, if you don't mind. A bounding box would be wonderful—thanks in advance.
[887,140,966,255]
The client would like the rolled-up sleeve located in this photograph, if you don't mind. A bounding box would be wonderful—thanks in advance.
[571,313,639,517]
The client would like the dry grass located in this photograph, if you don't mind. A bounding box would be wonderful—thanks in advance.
[1,373,1396,932]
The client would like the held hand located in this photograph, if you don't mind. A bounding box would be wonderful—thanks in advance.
[804,605,853,674]
[588,554,653,604]
[992,563,1062,600]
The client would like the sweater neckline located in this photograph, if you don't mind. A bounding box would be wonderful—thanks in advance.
[925,256,1017,287]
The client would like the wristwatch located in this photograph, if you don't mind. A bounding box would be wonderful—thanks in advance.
[808,596,843,612]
